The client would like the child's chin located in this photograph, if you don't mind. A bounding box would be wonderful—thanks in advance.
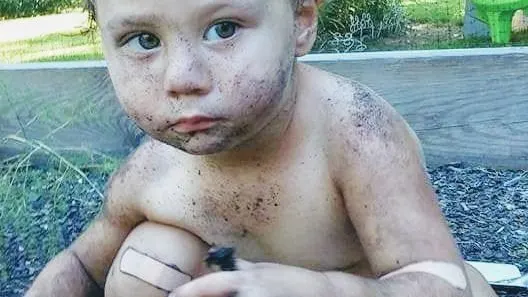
[168,137,235,156]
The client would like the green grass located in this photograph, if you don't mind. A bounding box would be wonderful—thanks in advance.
[403,0,465,25]
[0,29,103,63]
[368,30,528,51]
[0,146,120,230]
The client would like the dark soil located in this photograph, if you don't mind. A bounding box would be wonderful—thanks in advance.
[431,163,528,297]
[1,169,108,297]
[1,162,527,297]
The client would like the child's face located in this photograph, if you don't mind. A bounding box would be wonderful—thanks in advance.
[96,0,314,155]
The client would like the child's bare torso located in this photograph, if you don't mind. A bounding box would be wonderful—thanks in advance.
[104,64,394,292]
[134,134,367,274]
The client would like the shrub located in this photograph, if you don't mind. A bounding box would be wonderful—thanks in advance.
[314,0,409,52]
[0,0,83,20]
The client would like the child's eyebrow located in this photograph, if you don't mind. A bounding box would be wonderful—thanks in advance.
[199,0,258,16]
[104,14,163,31]
[103,0,260,32]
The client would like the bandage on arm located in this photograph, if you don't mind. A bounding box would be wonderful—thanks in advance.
[380,261,467,290]
[120,247,192,292]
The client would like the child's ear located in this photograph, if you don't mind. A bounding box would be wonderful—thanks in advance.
[294,0,323,57]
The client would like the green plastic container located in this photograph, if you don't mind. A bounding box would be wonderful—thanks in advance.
[471,0,528,43]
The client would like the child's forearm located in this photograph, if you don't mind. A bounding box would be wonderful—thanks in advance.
[24,249,104,297]
[323,270,469,297]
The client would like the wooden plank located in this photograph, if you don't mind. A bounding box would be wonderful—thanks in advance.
[0,67,143,157]
[1,48,528,168]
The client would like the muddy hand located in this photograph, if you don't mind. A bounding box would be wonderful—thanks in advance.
[169,257,333,297]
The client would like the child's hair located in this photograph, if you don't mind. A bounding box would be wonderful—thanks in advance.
[84,0,306,22]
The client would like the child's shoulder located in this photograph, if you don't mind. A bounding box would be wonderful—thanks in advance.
[300,63,407,137]
[105,137,182,201]
[298,63,424,169]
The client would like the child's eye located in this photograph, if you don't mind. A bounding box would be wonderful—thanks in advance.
[204,21,239,41]
[124,33,161,52]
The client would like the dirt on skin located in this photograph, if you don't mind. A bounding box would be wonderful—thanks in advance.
[0,162,527,297]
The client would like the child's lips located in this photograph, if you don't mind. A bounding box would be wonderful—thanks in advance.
[169,116,222,133]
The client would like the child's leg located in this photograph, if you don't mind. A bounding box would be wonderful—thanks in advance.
[105,222,209,297]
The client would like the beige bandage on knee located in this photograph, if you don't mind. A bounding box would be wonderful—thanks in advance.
[380,261,467,290]
[120,247,192,292]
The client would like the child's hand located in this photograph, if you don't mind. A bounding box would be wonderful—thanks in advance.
[169,259,336,297]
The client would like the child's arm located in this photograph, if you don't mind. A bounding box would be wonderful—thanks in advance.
[23,212,140,297]
[23,248,105,297]
[323,264,469,297]
[329,90,472,296]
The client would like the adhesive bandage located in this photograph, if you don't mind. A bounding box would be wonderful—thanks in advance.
[380,261,467,290]
[120,247,192,292]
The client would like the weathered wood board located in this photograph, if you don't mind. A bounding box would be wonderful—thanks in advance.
[0,65,143,159]
[1,48,528,168]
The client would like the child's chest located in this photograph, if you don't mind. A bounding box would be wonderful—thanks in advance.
[139,151,366,272]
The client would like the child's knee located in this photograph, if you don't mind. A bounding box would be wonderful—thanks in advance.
[105,222,209,297]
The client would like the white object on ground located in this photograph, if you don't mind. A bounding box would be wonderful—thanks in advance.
[466,261,522,282]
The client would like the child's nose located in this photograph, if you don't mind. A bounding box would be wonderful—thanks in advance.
[163,49,212,98]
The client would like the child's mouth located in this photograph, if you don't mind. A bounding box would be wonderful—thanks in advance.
[170,116,222,134]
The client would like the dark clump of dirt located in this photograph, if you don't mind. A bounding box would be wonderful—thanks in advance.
[0,163,527,297]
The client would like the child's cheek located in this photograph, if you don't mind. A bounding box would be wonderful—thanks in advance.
[113,64,161,120]
[241,65,291,120]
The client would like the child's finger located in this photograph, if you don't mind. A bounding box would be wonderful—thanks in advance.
[236,258,294,271]
[169,272,239,297]
[234,258,256,270]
